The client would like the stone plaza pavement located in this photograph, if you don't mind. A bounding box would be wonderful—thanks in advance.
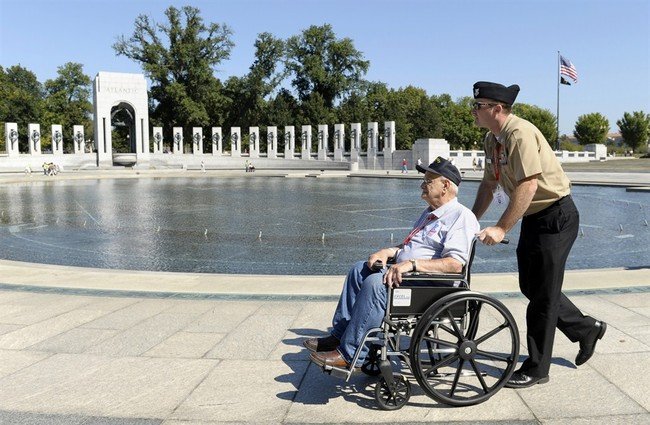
[0,165,648,424]
[0,261,648,425]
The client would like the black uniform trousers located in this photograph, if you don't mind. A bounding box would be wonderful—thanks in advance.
[516,195,596,377]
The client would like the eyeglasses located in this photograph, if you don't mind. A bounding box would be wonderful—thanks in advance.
[471,102,498,110]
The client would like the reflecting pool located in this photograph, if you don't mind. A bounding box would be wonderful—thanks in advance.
[0,177,648,275]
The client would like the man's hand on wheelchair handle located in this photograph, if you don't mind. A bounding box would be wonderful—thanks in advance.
[477,226,506,246]
[383,261,411,288]
[367,248,396,271]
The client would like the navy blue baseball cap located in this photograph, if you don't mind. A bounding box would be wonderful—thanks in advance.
[416,156,462,186]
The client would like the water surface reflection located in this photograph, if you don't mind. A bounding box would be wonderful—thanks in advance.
[0,177,648,275]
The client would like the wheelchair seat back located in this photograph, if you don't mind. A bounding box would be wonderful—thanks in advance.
[390,285,467,316]
[388,237,478,317]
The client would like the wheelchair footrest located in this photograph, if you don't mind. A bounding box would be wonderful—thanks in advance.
[321,363,355,381]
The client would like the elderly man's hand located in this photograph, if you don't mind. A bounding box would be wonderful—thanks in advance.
[478,226,506,245]
[383,261,411,288]
[367,249,393,270]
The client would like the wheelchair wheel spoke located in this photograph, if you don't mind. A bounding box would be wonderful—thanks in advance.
[422,336,458,349]
[446,309,464,340]
[449,359,465,397]
[424,353,459,377]
[475,322,508,345]
[466,301,483,339]
[475,349,510,363]
[469,359,489,393]
[438,324,456,338]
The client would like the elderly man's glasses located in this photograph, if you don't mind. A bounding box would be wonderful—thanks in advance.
[471,102,498,110]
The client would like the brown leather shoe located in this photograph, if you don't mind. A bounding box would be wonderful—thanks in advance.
[310,349,350,368]
[303,335,340,353]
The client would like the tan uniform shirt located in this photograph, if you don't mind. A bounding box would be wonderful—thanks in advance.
[482,114,571,215]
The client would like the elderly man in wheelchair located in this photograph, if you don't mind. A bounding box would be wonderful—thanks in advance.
[305,157,520,409]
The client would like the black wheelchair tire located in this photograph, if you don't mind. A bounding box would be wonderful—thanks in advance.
[409,291,519,407]
[374,374,411,410]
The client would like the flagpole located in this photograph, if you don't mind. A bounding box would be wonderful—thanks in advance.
[556,51,561,151]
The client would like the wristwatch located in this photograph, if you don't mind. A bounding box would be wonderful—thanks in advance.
[410,259,417,272]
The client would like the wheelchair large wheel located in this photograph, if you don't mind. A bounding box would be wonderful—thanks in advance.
[374,374,411,410]
[409,291,519,407]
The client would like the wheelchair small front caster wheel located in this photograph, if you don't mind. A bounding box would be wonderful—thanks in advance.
[375,374,411,410]
[361,344,382,376]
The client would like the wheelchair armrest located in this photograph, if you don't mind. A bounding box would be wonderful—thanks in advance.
[386,258,467,281]
[401,271,465,280]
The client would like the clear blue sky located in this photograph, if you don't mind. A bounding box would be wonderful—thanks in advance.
[1,0,648,135]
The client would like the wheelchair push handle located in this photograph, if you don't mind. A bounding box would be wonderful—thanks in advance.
[475,235,510,245]
[371,260,384,271]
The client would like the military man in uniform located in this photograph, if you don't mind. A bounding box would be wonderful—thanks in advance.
[470,81,607,388]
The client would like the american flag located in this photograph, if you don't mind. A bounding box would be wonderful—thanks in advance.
[560,55,578,83]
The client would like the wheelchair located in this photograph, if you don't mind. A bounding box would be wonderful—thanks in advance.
[317,238,520,410]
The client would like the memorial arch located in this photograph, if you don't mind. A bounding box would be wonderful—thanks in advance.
[93,72,150,166]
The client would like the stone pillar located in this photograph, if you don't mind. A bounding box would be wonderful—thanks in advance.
[73,125,85,154]
[211,127,222,156]
[284,126,295,159]
[5,123,19,157]
[52,125,64,155]
[28,124,41,155]
[301,125,311,160]
[317,124,328,160]
[231,127,241,157]
[350,123,361,162]
[173,127,183,154]
[249,126,259,158]
[367,122,378,167]
[413,138,450,166]
[267,126,277,159]
[333,123,344,161]
[384,121,396,153]
[383,121,396,168]
[585,143,607,161]
[192,127,203,155]
[152,127,163,154]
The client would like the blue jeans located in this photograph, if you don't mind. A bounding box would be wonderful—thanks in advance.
[330,261,387,366]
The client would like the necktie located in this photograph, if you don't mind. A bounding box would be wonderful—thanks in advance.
[402,214,437,245]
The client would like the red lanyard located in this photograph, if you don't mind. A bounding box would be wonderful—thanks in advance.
[494,143,502,181]
[402,214,437,245]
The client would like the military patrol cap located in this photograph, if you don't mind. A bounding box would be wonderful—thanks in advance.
[416,156,462,186]
[473,81,520,105]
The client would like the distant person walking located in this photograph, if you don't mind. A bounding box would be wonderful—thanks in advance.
[401,158,408,174]
[470,81,606,389]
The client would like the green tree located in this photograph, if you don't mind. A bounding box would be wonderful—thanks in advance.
[223,32,285,129]
[265,89,300,151]
[286,24,369,108]
[512,103,557,146]
[113,5,234,136]
[573,113,609,145]
[0,65,44,152]
[43,62,93,152]
[617,111,650,153]
[436,95,486,149]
